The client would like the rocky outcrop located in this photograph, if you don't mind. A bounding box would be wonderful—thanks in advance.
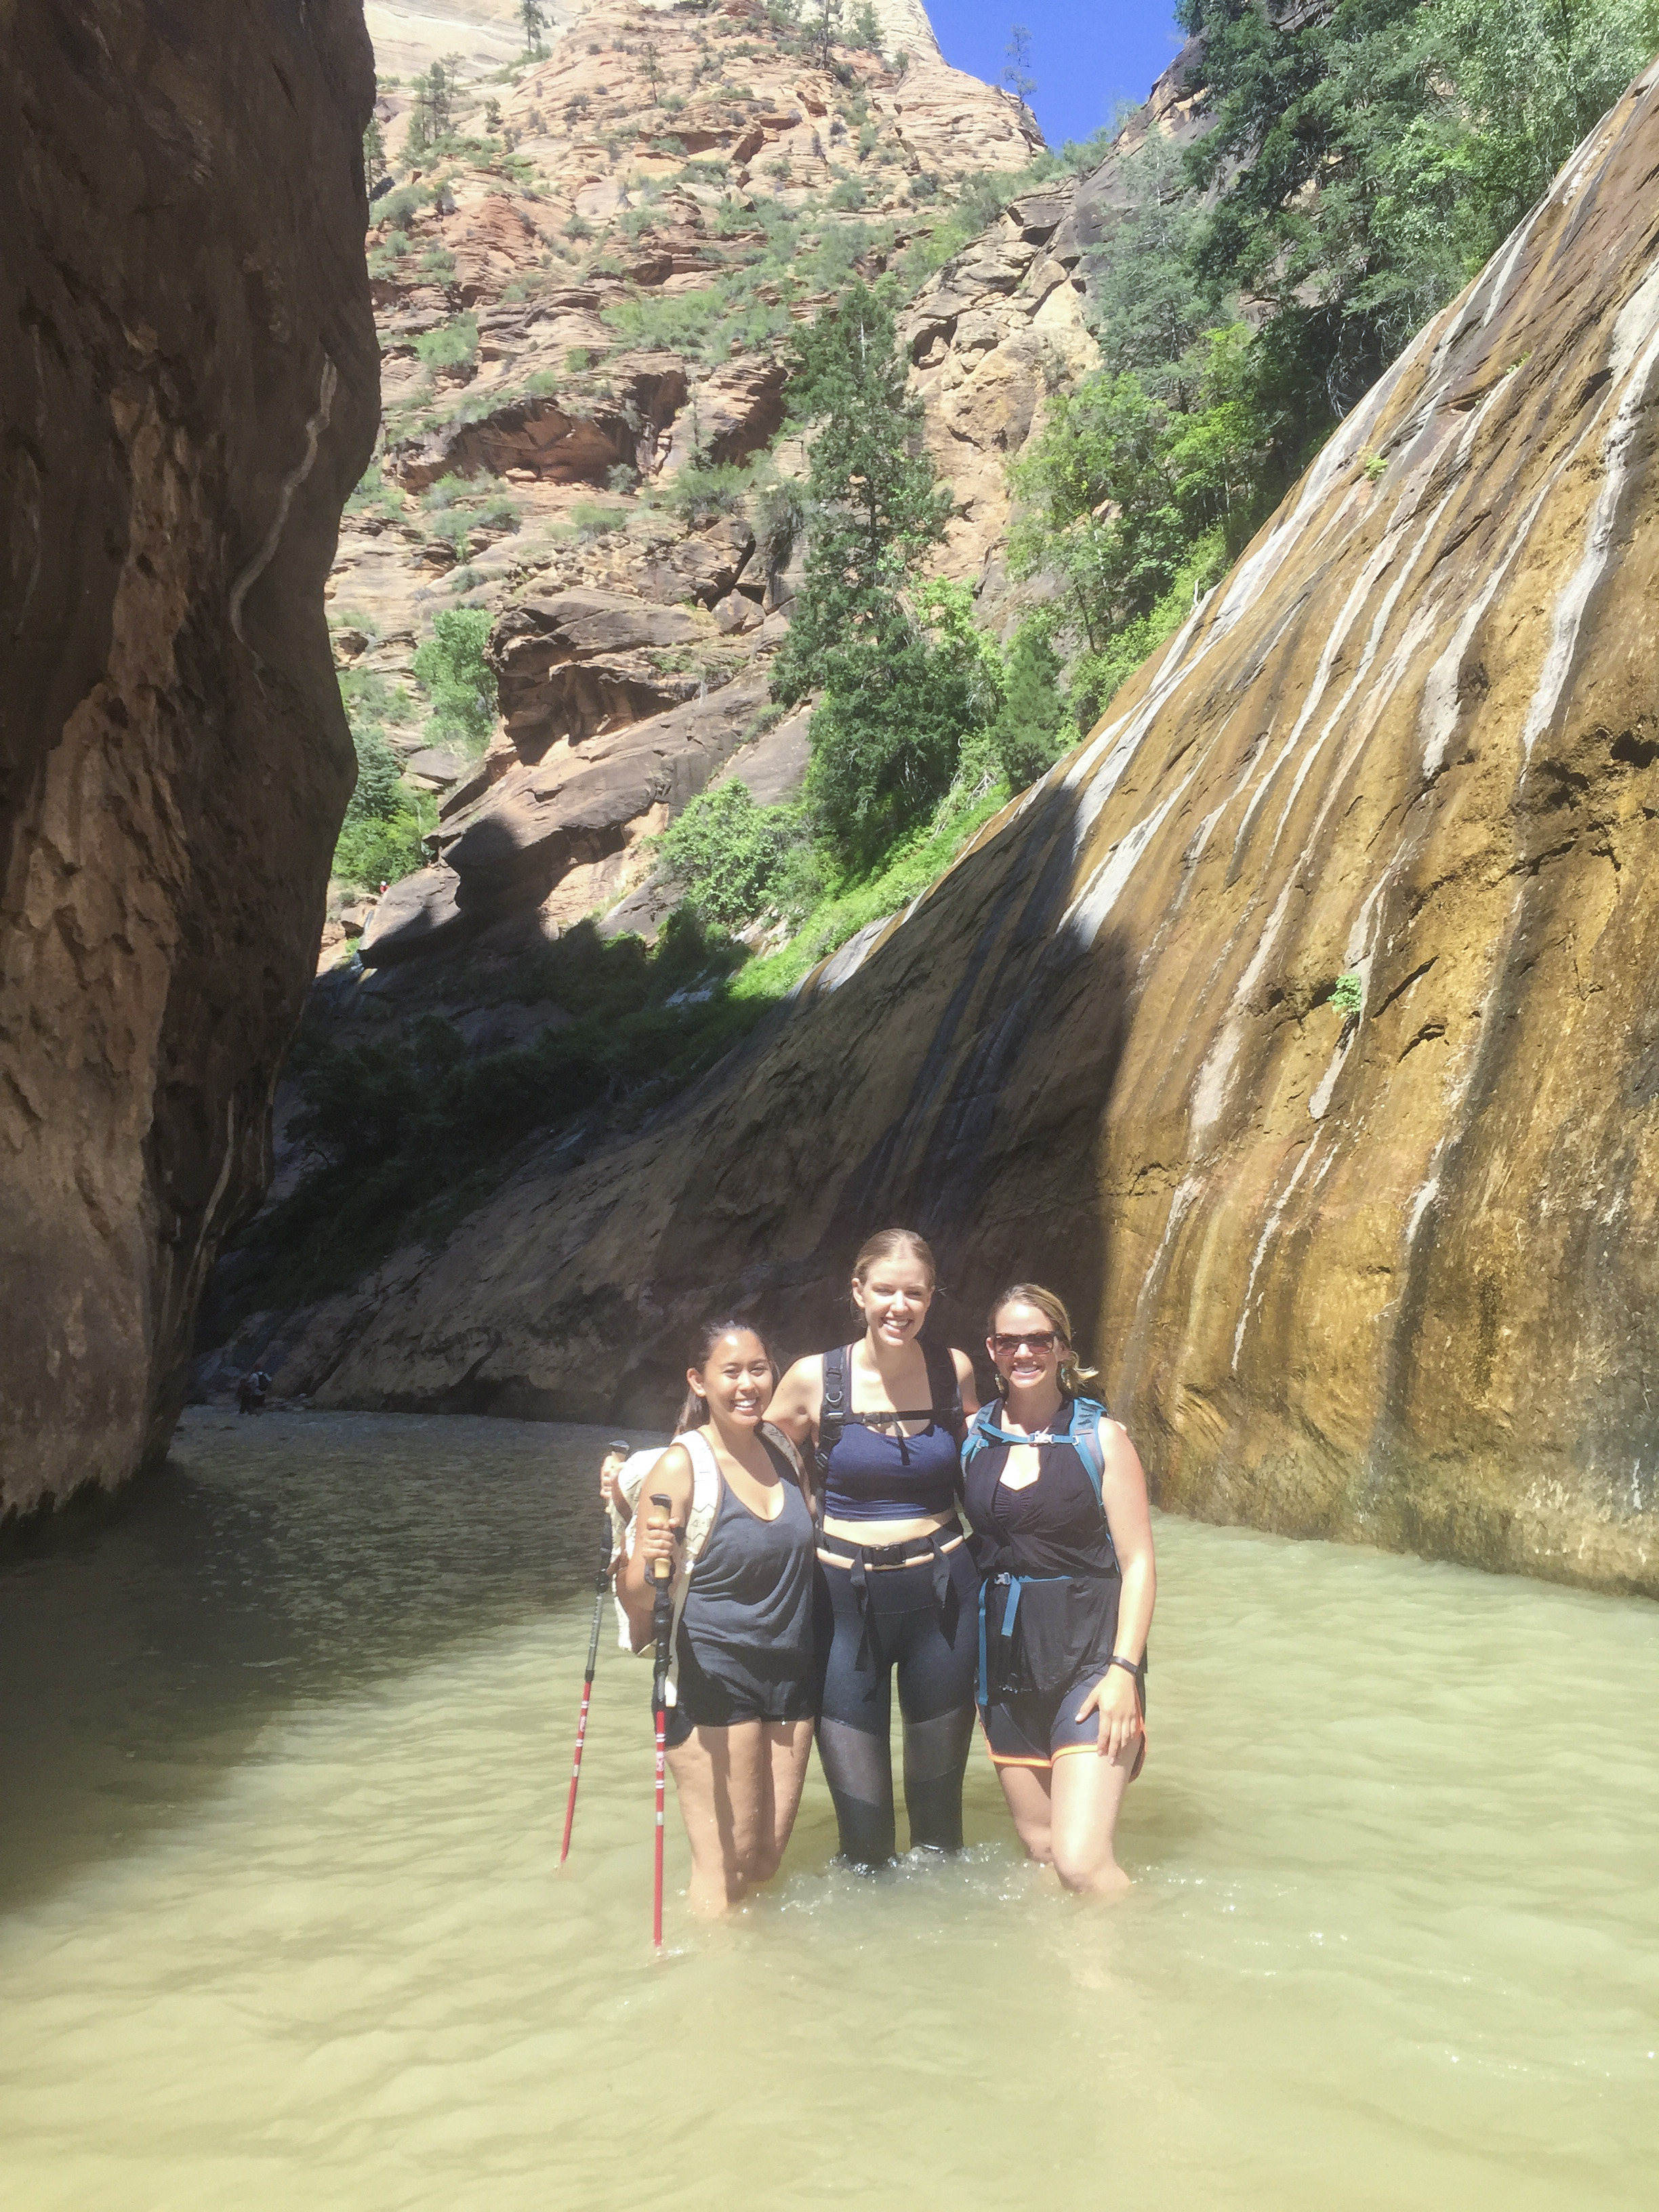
[285,62,1659,1597]
[321,0,1042,969]
[0,1,380,1514]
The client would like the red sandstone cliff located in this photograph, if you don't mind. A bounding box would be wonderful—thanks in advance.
[276,58,1659,1598]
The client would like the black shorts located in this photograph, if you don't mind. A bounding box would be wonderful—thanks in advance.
[977,1571,1145,1777]
[661,1634,815,1748]
[979,1666,1146,1776]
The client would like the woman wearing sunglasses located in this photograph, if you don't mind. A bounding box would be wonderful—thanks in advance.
[961,1285,1155,1894]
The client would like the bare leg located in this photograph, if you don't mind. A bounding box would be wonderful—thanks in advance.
[750,1719,815,1883]
[665,1722,769,1917]
[994,1761,1056,1866]
[1046,1746,1134,1896]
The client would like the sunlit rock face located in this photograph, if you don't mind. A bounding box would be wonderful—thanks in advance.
[295,62,1659,1598]
[0,3,380,1514]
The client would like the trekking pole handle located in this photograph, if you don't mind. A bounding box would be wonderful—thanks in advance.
[648,1492,677,1587]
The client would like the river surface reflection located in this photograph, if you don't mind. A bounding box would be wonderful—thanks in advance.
[0,1408,1654,2210]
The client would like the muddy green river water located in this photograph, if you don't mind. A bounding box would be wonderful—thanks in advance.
[0,1409,1654,2211]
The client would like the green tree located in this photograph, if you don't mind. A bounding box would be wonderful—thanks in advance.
[657,781,811,927]
[1002,23,1038,110]
[519,0,547,55]
[772,280,951,710]
[363,115,388,191]
[769,281,970,867]
[989,623,1070,791]
[333,722,432,891]
[412,607,497,750]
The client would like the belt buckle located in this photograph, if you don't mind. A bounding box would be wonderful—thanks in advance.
[869,1540,909,1568]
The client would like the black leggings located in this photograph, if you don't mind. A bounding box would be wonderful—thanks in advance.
[815,1540,979,1868]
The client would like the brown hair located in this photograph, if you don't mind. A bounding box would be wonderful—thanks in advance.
[678,1317,775,1433]
[987,1283,1099,1399]
[851,1228,937,1307]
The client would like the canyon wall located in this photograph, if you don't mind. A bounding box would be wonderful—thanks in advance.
[282,60,1659,1597]
[0,2,380,1513]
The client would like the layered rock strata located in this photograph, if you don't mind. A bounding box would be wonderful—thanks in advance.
[0,2,380,1513]
[285,62,1659,1596]
[326,0,1042,967]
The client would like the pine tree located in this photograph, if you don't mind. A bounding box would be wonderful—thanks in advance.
[519,0,547,55]
[1001,24,1038,112]
[771,282,964,867]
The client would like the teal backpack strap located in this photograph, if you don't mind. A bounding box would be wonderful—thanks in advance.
[1067,1397,1107,1510]
[960,1400,1006,1482]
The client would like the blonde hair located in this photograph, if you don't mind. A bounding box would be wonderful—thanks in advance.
[988,1283,1099,1399]
[850,1227,937,1311]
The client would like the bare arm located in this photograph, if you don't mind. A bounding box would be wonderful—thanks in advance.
[950,1346,981,1422]
[763,1353,823,1452]
[615,1445,693,1652]
[1074,1422,1157,1761]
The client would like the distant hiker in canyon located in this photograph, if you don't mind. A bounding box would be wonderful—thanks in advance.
[963,1287,1155,1896]
[766,1230,981,1870]
[614,1320,817,1917]
[236,1369,270,1416]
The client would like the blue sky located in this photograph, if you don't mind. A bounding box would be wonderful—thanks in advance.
[926,2,1186,152]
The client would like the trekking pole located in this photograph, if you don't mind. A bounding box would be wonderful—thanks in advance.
[558,1440,629,1868]
[649,1490,677,1952]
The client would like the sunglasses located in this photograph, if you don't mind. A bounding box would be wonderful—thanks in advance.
[989,1331,1059,1354]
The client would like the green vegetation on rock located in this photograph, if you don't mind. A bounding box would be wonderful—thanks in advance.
[412,607,497,752]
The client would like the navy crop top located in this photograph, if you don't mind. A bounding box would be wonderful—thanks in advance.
[821,1418,961,1521]
[817,1341,963,1521]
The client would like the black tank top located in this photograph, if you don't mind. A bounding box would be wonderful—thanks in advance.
[678,1442,815,1695]
[964,1404,1118,1579]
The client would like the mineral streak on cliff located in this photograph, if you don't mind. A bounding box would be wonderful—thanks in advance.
[0,3,380,1513]
[285,59,1659,1597]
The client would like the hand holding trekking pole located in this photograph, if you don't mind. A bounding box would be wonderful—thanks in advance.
[558,1440,630,1868]
[647,1490,681,1952]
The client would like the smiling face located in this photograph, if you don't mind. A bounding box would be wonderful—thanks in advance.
[688,1330,775,1429]
[852,1252,935,1349]
[987,1298,1065,1393]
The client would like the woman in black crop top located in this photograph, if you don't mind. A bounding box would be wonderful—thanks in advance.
[766,1227,980,1869]
[965,1284,1155,1896]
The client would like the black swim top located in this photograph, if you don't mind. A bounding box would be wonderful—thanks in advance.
[964,1400,1118,1578]
[818,1342,963,1522]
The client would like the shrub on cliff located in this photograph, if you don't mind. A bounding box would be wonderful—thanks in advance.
[657,781,816,928]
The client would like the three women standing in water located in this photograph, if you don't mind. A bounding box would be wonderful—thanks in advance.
[610,1232,1155,1912]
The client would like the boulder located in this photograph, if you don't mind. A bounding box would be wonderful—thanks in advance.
[357,865,468,967]
[392,355,689,490]
[434,671,775,913]
[489,588,707,757]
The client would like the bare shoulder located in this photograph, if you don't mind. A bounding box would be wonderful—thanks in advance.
[644,1440,696,1498]
[773,1352,824,1402]
[949,1347,977,1382]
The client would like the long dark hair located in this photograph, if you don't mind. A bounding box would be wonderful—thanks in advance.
[678,1316,776,1433]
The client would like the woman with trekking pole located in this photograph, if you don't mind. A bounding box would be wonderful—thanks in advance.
[766,1229,980,1870]
[615,1319,817,1920]
[963,1284,1155,1896]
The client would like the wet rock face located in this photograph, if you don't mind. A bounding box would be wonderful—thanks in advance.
[0,2,380,1513]
[301,65,1659,1595]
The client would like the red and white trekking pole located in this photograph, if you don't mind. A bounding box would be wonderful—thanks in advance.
[648,1490,677,1952]
[558,1442,628,1867]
